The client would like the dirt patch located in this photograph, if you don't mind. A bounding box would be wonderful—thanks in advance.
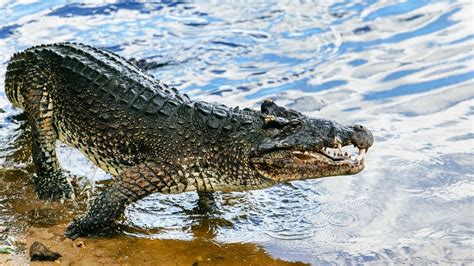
[3,223,306,265]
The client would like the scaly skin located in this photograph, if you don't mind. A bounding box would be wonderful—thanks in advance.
[4,43,374,239]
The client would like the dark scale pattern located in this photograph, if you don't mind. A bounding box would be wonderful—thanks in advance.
[4,43,374,238]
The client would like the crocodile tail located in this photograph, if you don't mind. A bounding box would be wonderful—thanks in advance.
[5,52,28,109]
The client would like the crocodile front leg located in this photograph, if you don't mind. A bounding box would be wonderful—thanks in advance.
[65,162,185,239]
[23,66,73,200]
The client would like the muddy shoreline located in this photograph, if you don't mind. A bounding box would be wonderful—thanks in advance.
[2,225,306,265]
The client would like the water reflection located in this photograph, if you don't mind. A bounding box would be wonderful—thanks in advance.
[1,0,473,264]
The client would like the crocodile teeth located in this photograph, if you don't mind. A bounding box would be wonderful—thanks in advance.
[317,144,368,164]
[334,136,342,146]
[292,145,368,164]
[356,148,367,162]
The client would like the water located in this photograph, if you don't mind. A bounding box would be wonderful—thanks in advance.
[1,0,473,264]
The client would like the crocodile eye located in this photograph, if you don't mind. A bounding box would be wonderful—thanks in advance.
[263,115,289,129]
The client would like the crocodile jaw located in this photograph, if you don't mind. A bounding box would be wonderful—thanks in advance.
[250,145,367,182]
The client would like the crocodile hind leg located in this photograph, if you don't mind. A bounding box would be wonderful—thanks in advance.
[196,191,218,214]
[22,67,73,200]
[65,162,179,239]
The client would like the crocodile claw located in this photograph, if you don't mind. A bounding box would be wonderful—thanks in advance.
[64,218,83,240]
[35,172,75,201]
[33,171,75,201]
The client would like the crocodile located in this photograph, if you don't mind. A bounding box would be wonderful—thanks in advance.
[4,43,373,239]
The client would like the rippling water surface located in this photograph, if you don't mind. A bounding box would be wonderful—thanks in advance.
[1,0,473,264]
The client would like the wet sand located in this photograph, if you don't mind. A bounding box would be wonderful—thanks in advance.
[2,228,306,265]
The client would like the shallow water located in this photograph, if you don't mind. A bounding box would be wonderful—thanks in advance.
[1,0,473,264]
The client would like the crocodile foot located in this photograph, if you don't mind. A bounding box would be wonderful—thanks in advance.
[35,172,75,201]
[64,216,114,240]
[64,217,84,240]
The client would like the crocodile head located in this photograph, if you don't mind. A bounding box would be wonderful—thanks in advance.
[250,100,373,182]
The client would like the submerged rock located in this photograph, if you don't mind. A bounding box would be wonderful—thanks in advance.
[29,241,61,261]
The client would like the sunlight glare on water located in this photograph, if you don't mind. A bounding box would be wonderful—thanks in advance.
[0,0,473,264]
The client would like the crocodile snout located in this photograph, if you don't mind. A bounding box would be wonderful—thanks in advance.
[350,124,373,149]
